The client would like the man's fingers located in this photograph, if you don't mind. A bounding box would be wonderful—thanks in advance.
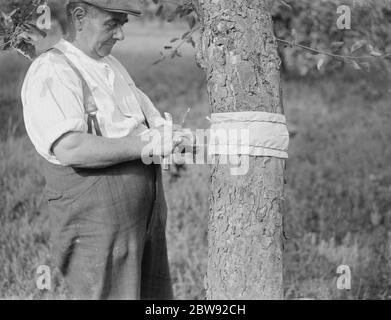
[173,137,183,145]
[147,127,187,157]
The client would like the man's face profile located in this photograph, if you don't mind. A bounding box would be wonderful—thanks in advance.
[74,5,129,59]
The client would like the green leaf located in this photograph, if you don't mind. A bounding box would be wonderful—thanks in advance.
[317,56,325,70]
[369,50,382,57]
[351,60,361,70]
[279,0,293,10]
[180,7,194,18]
[187,37,196,48]
[14,40,35,60]
[367,44,382,57]
[0,10,13,28]
[350,40,367,53]
[156,5,164,17]
[187,16,196,29]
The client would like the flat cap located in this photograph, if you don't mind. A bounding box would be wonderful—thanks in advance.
[68,0,142,17]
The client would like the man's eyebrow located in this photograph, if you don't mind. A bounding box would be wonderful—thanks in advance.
[105,17,129,24]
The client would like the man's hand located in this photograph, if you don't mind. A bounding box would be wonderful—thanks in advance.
[141,125,182,158]
[173,128,196,152]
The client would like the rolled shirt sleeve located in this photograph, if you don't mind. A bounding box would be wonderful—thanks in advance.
[21,52,87,164]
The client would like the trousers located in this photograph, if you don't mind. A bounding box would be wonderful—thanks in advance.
[42,159,173,300]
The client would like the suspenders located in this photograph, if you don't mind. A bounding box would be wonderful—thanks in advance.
[48,48,103,136]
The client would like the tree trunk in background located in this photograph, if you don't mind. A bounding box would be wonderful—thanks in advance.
[194,0,286,299]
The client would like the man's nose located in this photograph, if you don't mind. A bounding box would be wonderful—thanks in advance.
[113,26,125,41]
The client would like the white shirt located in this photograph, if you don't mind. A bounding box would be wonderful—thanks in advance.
[22,39,165,165]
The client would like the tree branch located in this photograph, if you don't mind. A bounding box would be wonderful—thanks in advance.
[276,38,391,61]
[153,26,200,65]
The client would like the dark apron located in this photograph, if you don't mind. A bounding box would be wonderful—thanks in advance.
[42,48,173,300]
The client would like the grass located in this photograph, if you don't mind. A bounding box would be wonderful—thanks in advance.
[1,21,391,299]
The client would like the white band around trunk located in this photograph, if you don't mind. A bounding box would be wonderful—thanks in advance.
[208,111,289,159]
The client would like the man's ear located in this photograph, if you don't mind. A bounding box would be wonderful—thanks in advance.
[72,7,88,31]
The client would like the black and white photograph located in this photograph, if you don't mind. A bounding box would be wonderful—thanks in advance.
[0,0,390,303]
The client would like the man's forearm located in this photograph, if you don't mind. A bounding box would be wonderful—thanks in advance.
[53,132,148,169]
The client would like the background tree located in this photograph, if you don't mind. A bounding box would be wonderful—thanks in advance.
[271,0,391,99]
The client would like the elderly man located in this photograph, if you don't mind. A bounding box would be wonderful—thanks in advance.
[21,0,188,299]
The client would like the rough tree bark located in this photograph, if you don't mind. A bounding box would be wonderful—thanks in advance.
[193,0,286,299]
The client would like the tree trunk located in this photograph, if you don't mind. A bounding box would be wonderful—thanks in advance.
[194,0,286,299]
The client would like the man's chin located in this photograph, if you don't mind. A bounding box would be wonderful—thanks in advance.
[97,44,115,58]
